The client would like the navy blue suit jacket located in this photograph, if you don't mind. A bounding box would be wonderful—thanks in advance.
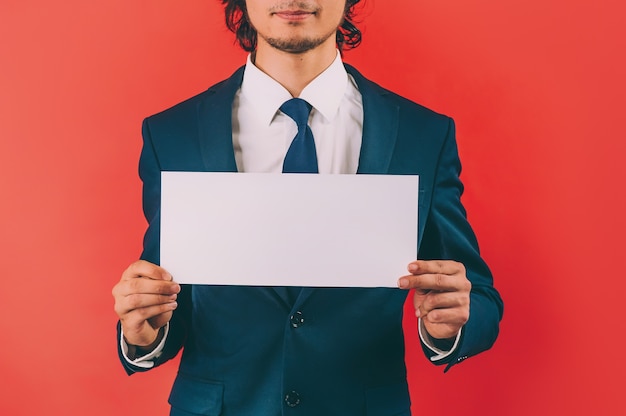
[117,64,503,416]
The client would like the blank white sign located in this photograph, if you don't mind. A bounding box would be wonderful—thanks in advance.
[160,172,418,287]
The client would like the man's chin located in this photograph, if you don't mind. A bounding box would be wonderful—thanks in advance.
[266,37,327,54]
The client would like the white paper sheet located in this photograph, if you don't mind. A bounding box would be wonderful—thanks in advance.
[160,172,418,287]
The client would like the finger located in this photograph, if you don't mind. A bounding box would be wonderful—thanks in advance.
[420,306,469,326]
[122,309,174,347]
[407,260,464,276]
[121,302,177,329]
[415,291,469,315]
[114,277,180,298]
[398,272,470,292]
[122,260,173,281]
[147,313,173,331]
[422,321,464,340]
[115,293,178,317]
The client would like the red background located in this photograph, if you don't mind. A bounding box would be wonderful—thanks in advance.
[1,1,625,414]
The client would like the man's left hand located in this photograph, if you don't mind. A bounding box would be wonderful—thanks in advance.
[398,260,471,341]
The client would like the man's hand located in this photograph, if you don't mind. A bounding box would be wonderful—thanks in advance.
[398,260,471,341]
[112,260,180,348]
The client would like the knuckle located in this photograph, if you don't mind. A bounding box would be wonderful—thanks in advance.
[121,265,132,279]
[460,309,470,323]
[129,260,155,277]
[128,260,143,273]
[413,294,421,306]
[134,307,151,320]
[154,282,168,295]
[128,278,140,292]
[162,303,175,314]
[113,303,124,317]
[459,295,470,310]
[428,310,440,322]
[435,273,445,288]
[126,294,142,309]
[125,264,136,277]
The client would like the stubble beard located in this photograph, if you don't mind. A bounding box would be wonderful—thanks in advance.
[260,27,338,54]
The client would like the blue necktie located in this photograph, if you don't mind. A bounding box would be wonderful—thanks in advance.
[281,98,318,174]
[279,98,317,304]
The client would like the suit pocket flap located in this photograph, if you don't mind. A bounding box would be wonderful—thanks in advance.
[168,374,224,415]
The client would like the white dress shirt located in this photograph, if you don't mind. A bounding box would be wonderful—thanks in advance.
[122,51,459,367]
[233,52,363,174]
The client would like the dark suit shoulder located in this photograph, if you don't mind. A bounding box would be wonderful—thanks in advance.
[145,66,245,126]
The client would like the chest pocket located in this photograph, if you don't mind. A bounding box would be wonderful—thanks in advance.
[168,374,224,416]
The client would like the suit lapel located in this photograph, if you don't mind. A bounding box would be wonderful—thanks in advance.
[196,66,245,173]
[345,64,400,175]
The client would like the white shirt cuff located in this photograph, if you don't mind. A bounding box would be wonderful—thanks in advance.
[418,318,462,362]
[120,323,169,369]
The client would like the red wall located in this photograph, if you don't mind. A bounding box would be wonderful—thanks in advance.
[1,1,624,414]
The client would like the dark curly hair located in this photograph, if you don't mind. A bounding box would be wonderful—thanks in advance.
[220,0,362,52]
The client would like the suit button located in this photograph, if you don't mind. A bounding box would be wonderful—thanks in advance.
[290,311,305,328]
[285,390,301,407]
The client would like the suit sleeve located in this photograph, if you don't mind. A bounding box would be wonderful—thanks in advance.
[116,118,192,375]
[417,118,503,372]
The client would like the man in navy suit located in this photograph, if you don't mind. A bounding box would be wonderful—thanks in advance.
[112,1,503,414]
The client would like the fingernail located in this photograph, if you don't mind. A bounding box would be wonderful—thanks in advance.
[398,277,409,288]
[415,308,421,318]
[408,263,418,273]
[169,301,178,309]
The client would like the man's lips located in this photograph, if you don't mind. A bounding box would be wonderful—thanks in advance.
[273,10,315,20]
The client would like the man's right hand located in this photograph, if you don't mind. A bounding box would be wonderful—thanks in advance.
[112,260,180,349]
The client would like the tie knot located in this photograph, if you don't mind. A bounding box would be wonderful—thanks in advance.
[280,98,312,127]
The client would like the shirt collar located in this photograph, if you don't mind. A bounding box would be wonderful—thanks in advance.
[240,51,349,125]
